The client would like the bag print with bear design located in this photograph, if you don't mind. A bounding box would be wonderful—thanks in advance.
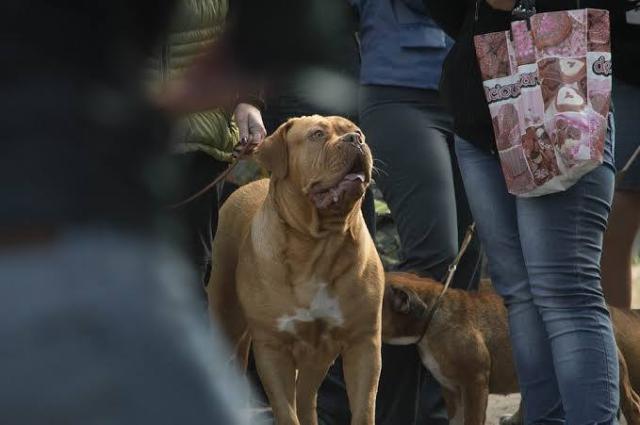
[474,3,612,197]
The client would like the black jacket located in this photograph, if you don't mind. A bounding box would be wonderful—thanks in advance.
[611,1,640,84]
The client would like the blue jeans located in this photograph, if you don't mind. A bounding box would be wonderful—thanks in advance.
[455,133,619,425]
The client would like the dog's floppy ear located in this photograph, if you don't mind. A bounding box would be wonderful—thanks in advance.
[389,285,427,318]
[255,119,294,179]
[390,285,412,314]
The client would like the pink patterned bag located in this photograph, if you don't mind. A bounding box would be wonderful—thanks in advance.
[474,8,612,197]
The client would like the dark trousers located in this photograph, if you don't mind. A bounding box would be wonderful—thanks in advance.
[172,151,227,287]
[318,85,481,425]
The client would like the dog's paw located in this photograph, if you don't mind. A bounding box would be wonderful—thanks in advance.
[500,413,522,425]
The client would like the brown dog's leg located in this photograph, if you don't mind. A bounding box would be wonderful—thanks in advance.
[619,349,640,425]
[461,377,489,425]
[253,339,300,425]
[342,336,381,425]
[296,354,337,425]
[207,245,250,370]
[206,216,248,349]
[443,388,462,425]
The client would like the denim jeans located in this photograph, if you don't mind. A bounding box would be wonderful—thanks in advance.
[455,131,619,425]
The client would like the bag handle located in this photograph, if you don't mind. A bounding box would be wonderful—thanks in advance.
[512,0,536,20]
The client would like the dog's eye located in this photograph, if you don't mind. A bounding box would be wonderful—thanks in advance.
[309,130,325,141]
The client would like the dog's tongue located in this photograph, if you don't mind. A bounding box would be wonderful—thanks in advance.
[310,173,366,209]
[343,173,365,182]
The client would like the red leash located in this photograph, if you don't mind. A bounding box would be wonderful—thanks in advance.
[167,139,254,210]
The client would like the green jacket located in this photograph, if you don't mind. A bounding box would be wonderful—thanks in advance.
[148,0,238,162]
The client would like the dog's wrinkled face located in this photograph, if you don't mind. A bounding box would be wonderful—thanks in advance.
[257,115,373,214]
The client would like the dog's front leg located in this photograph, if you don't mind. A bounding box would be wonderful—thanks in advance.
[296,353,337,425]
[342,335,381,425]
[461,377,490,425]
[253,340,300,425]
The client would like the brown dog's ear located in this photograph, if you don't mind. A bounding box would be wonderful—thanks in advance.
[389,285,427,318]
[255,119,294,179]
[390,285,412,314]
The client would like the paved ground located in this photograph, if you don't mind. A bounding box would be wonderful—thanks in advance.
[487,394,520,425]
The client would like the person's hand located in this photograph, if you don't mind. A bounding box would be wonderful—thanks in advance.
[233,103,266,158]
[486,0,516,11]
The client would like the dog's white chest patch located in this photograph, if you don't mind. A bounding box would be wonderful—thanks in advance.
[277,283,344,334]
[417,339,456,391]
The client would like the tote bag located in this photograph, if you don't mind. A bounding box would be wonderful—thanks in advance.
[474,5,612,196]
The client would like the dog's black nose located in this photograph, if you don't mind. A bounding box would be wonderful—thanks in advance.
[342,132,363,145]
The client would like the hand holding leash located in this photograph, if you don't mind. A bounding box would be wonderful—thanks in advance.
[233,103,266,158]
[167,140,254,210]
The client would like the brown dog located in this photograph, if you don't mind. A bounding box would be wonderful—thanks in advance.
[382,272,640,425]
[207,116,384,425]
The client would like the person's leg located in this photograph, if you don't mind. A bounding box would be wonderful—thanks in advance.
[601,190,640,308]
[455,138,565,424]
[450,142,483,291]
[517,154,619,425]
[360,87,460,425]
[173,152,225,288]
[363,100,458,281]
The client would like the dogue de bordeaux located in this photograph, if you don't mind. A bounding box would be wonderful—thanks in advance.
[208,116,384,425]
[382,271,640,425]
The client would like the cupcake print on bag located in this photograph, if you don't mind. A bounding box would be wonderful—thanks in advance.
[474,8,612,197]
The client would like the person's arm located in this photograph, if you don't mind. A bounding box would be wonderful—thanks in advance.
[156,0,267,154]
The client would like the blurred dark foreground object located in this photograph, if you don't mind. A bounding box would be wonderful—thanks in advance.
[1,0,359,229]
[228,0,358,75]
[0,228,254,425]
[0,1,178,231]
[161,0,359,115]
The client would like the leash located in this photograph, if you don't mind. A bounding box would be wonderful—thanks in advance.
[616,144,640,187]
[417,223,476,344]
[167,139,253,210]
